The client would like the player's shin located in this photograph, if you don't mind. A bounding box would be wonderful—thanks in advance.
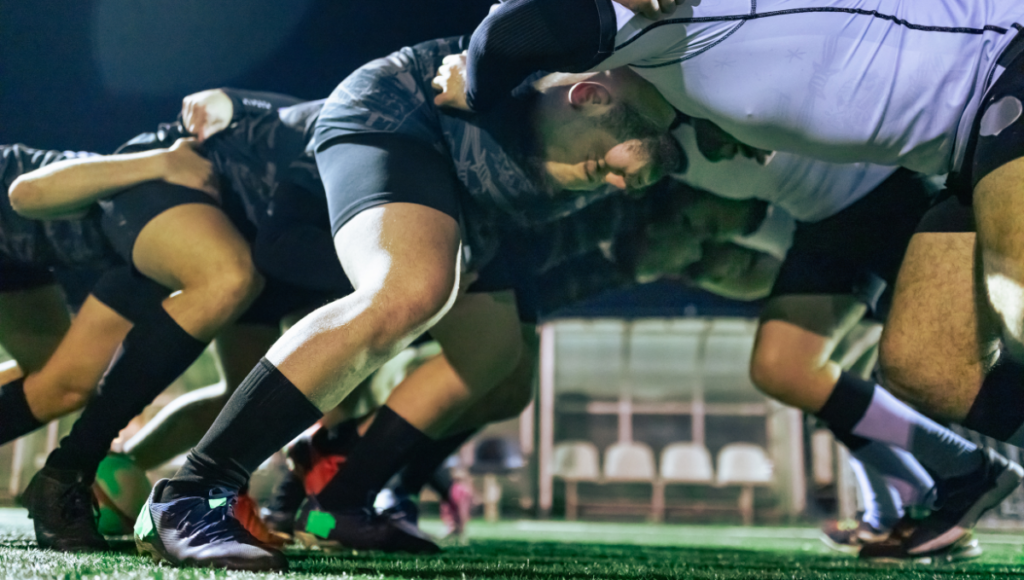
[163,358,322,500]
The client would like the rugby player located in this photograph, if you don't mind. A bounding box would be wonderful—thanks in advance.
[0,140,215,437]
[439,0,1024,556]
[131,35,685,569]
[257,178,779,550]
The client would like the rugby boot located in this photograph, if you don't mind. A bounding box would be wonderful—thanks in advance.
[904,448,1022,555]
[439,481,473,537]
[134,479,287,571]
[861,517,982,563]
[819,518,888,554]
[234,491,284,547]
[294,496,440,554]
[21,466,109,552]
[378,491,420,528]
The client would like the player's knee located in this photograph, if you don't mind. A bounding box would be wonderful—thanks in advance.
[749,342,794,399]
[203,257,265,314]
[48,377,98,418]
[365,276,457,355]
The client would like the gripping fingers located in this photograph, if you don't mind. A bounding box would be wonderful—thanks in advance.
[181,89,233,142]
[432,52,470,110]
[164,138,220,201]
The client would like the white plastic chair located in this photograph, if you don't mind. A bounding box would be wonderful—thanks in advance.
[716,443,773,525]
[552,441,600,520]
[603,441,656,481]
[660,443,714,483]
[652,442,715,521]
[603,442,658,521]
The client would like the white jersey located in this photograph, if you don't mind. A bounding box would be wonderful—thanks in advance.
[672,123,897,222]
[602,0,1024,174]
[733,205,795,260]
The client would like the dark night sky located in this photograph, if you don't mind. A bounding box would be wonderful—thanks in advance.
[0,0,494,153]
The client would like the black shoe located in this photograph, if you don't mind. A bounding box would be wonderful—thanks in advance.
[294,496,439,554]
[861,526,983,563]
[380,494,420,528]
[905,448,1023,555]
[261,469,307,536]
[819,518,888,554]
[22,466,109,552]
[134,479,287,571]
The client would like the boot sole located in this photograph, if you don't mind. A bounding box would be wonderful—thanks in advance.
[909,459,1024,555]
[864,537,982,564]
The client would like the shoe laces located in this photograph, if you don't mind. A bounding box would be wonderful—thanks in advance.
[174,488,253,545]
[60,480,100,526]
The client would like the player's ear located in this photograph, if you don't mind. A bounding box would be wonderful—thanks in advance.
[568,82,613,115]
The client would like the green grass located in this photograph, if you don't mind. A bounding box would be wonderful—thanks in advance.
[0,509,1022,579]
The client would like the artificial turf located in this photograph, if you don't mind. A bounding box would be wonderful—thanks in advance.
[0,509,1022,579]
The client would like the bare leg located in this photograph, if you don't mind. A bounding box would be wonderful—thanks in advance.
[880,233,1000,422]
[975,159,1024,361]
[385,291,522,436]
[267,204,462,418]
[23,296,131,421]
[131,203,263,340]
[750,294,867,411]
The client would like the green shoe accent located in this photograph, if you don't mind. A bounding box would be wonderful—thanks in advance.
[134,501,154,540]
[209,497,228,509]
[306,510,337,540]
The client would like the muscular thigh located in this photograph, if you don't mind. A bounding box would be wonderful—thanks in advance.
[879,232,999,421]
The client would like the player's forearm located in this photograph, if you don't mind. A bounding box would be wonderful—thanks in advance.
[9,149,169,219]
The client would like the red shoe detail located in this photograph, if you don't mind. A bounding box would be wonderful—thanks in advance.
[304,455,347,496]
[235,492,285,547]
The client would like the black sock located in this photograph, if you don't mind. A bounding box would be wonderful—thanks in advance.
[394,429,476,499]
[963,357,1024,442]
[815,372,875,439]
[46,301,208,478]
[165,358,321,500]
[428,467,455,502]
[0,378,43,445]
[316,405,430,511]
[830,426,871,452]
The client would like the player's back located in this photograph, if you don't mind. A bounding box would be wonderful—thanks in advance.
[605,0,1024,174]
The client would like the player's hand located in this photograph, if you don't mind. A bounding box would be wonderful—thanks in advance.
[182,89,233,142]
[433,52,471,111]
[614,0,683,19]
[161,138,220,201]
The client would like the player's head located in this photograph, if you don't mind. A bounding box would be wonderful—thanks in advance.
[530,68,684,192]
[633,181,768,281]
[690,118,775,165]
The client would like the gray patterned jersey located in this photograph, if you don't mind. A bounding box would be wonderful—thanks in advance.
[0,145,118,269]
[113,95,323,239]
[314,37,615,265]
